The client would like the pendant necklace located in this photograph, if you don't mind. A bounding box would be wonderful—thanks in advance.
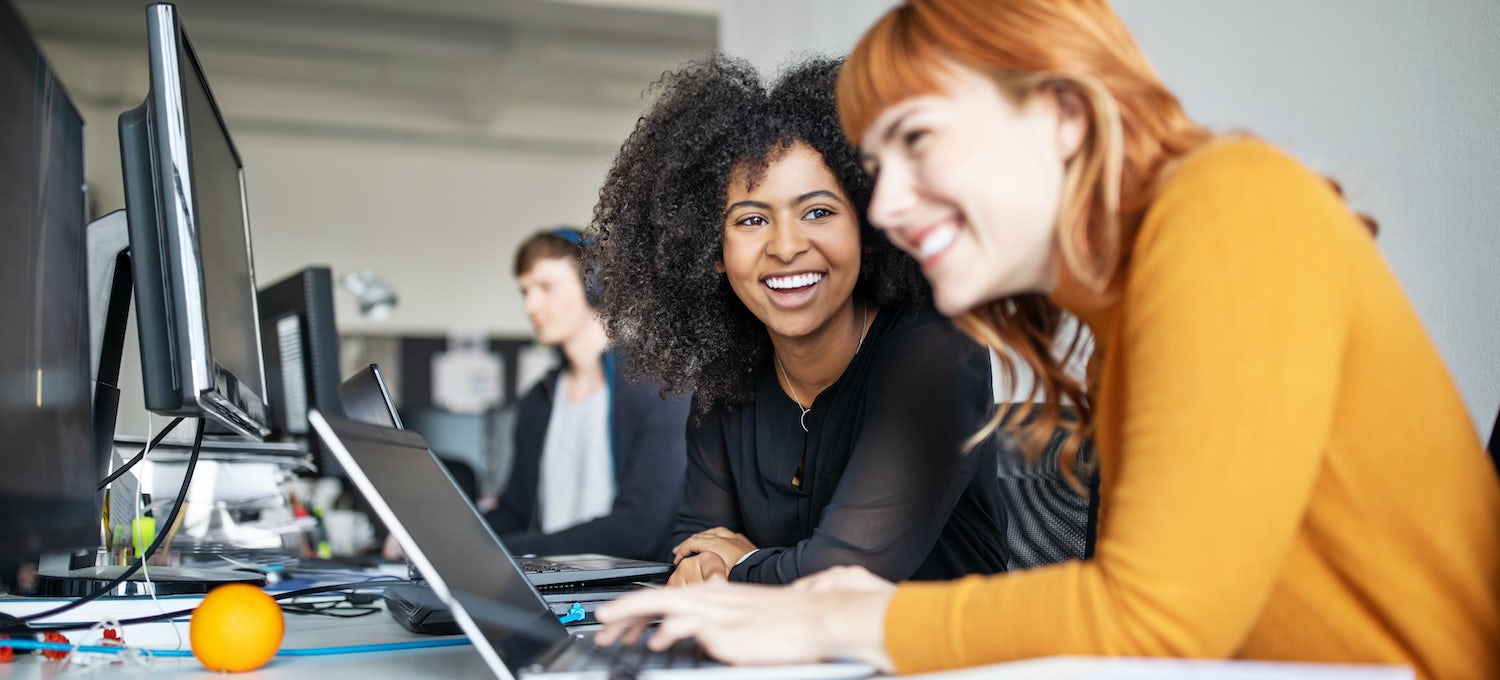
[775,303,869,433]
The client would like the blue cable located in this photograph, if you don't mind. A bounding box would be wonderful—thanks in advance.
[275,639,470,656]
[0,639,194,657]
[0,637,470,658]
[3,596,587,658]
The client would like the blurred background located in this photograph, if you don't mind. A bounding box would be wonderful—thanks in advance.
[15,0,717,337]
[15,0,1500,455]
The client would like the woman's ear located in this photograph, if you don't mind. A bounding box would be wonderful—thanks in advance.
[714,258,726,274]
[1049,83,1089,163]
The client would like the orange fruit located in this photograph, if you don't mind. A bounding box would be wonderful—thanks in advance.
[189,583,284,672]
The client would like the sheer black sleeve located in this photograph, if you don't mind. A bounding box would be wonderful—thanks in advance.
[732,313,1002,583]
[671,397,746,547]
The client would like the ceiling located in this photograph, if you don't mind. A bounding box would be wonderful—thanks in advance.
[14,0,719,154]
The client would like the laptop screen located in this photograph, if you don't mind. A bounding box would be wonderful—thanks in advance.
[336,364,404,429]
[309,412,568,671]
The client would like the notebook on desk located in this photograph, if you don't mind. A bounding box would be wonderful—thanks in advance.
[309,409,873,680]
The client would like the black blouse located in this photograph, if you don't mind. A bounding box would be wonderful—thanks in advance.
[675,305,1008,584]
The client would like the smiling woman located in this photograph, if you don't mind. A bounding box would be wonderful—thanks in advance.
[595,1,1500,677]
[589,55,1017,586]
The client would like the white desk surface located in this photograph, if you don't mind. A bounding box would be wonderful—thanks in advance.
[0,603,492,680]
[0,604,1413,680]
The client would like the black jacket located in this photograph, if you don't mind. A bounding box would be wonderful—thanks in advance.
[484,350,690,561]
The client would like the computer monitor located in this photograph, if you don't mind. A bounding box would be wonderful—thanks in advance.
[258,266,344,471]
[0,0,100,565]
[118,2,270,440]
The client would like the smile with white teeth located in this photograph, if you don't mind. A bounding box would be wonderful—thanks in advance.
[916,225,958,261]
[764,272,824,290]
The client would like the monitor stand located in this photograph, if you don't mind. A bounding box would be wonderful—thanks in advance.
[73,211,267,599]
[36,564,266,597]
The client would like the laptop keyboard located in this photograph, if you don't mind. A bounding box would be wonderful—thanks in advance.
[519,557,583,574]
[569,629,717,674]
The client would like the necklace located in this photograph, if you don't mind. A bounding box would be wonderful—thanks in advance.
[775,354,812,433]
[775,303,870,433]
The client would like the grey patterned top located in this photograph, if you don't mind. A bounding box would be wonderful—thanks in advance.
[994,418,1095,571]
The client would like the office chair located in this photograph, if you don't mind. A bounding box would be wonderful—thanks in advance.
[436,456,479,504]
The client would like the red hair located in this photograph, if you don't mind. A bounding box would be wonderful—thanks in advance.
[838,0,1213,477]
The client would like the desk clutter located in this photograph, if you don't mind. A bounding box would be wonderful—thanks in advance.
[0,554,669,673]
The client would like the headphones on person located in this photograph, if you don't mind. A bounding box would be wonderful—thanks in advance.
[551,227,602,307]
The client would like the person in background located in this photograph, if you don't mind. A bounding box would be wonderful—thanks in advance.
[594,1,1500,677]
[483,228,691,562]
[590,56,1015,587]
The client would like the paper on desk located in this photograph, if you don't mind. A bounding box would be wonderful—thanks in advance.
[0,595,196,648]
[106,446,142,550]
[0,593,202,625]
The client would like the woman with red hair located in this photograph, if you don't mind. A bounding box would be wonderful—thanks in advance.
[596,1,1500,677]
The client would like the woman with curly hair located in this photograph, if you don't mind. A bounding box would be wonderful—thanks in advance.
[589,55,1012,586]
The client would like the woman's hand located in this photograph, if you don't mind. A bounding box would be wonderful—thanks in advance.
[594,581,896,672]
[672,527,758,568]
[668,552,730,586]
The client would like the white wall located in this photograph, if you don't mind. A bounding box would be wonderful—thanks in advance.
[721,0,1500,438]
[77,97,615,339]
[719,0,897,77]
[239,133,612,336]
[74,98,616,439]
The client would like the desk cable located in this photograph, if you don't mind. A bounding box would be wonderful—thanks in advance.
[3,419,205,631]
[0,635,471,659]
[16,579,418,634]
[96,416,184,490]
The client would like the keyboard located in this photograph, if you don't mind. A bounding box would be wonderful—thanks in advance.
[566,629,717,674]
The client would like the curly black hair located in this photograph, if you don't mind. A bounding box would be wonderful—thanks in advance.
[589,54,929,414]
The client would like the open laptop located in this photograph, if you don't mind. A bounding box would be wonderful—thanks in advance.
[309,409,873,680]
[337,362,405,429]
[336,363,673,588]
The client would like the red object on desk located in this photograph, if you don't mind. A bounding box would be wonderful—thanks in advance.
[41,631,68,660]
[0,634,13,663]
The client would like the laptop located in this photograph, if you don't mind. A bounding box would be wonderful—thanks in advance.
[334,364,669,633]
[309,409,874,680]
[336,363,675,588]
[337,363,405,429]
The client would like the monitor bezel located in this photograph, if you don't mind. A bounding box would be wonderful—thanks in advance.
[136,2,269,439]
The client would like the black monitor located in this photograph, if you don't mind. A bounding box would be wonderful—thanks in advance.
[0,0,99,566]
[258,266,344,471]
[118,2,270,440]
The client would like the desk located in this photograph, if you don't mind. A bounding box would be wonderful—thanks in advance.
[0,606,1413,680]
[0,605,491,680]
[893,658,1411,680]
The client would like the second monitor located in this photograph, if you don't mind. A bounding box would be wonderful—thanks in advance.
[258,266,345,472]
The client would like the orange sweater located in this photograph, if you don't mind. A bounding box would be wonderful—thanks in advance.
[885,139,1500,679]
